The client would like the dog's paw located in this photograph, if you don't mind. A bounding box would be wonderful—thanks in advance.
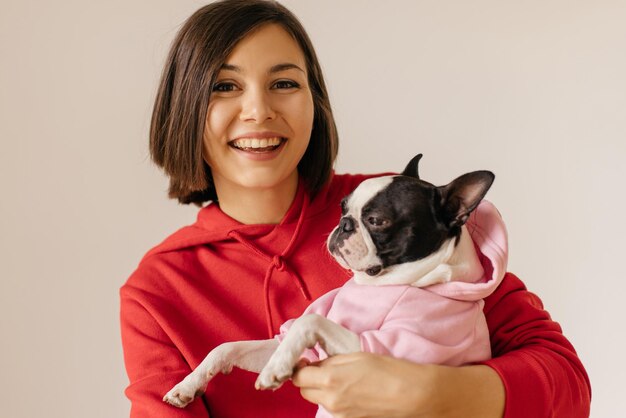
[255,361,294,390]
[163,380,203,408]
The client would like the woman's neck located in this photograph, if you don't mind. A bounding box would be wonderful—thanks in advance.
[213,172,300,225]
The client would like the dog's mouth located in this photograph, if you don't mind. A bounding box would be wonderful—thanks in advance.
[228,137,286,153]
[328,225,388,278]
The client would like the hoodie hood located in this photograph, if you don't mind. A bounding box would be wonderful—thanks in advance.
[425,200,508,301]
[143,177,309,259]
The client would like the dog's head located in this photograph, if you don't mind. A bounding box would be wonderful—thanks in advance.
[327,154,494,281]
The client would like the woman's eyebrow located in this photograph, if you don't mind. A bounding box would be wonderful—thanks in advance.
[268,63,305,74]
[220,63,241,72]
[219,63,305,74]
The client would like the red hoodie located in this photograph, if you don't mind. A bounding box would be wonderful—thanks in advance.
[120,173,591,418]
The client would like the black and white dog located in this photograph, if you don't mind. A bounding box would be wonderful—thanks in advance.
[164,154,496,410]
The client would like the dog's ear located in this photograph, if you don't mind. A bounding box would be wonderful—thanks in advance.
[437,171,495,229]
[401,154,423,179]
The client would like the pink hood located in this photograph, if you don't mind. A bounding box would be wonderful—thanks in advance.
[426,199,508,301]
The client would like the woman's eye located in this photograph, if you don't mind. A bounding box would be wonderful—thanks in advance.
[272,80,300,90]
[212,82,238,92]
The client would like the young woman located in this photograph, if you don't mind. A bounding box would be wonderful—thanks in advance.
[120,1,591,417]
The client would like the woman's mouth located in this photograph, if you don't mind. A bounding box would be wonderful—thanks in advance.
[228,137,286,153]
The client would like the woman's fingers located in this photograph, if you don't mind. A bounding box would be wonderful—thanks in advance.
[292,360,325,388]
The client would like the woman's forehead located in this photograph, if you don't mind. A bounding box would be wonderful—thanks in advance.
[222,24,307,74]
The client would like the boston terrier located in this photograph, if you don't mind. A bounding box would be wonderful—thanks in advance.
[164,153,497,413]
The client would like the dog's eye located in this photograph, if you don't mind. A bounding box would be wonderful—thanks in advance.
[367,216,388,227]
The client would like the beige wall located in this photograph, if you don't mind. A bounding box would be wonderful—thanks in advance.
[1,1,624,416]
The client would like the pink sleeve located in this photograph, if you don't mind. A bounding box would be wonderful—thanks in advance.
[276,287,342,363]
[278,287,342,336]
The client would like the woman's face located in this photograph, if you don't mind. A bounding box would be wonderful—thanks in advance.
[203,23,314,195]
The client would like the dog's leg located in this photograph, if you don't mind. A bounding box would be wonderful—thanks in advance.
[255,314,360,390]
[163,339,278,408]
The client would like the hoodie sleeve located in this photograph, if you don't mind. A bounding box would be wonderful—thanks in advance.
[276,287,343,363]
[120,286,210,418]
[482,273,591,418]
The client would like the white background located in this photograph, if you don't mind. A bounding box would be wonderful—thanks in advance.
[1,1,624,417]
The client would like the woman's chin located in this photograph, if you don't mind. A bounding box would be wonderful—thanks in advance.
[226,169,299,194]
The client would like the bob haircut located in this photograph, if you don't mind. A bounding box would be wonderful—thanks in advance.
[150,0,338,205]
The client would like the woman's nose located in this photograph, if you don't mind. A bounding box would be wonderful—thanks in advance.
[239,88,276,123]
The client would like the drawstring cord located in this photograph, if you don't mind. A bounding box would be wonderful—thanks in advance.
[227,193,311,338]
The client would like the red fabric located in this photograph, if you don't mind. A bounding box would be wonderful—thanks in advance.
[482,273,591,417]
[120,173,591,418]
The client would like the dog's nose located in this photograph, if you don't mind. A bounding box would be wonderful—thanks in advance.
[366,265,383,276]
[340,216,355,233]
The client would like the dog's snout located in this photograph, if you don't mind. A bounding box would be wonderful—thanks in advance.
[340,216,355,233]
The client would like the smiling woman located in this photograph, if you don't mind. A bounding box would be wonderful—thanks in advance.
[120,1,591,418]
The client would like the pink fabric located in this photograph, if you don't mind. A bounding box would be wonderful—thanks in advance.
[281,280,492,366]
[428,200,509,300]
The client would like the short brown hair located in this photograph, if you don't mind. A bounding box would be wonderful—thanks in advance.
[149,0,338,205]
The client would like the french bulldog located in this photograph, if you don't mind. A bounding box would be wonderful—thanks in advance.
[164,153,496,413]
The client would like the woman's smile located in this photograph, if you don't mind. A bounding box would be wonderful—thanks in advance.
[228,131,287,158]
[229,137,288,160]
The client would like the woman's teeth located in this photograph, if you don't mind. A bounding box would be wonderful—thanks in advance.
[230,137,283,151]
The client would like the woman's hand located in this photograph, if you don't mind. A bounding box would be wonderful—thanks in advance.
[292,352,505,418]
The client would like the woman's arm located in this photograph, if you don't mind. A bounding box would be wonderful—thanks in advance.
[292,273,591,418]
[120,288,210,418]
[482,272,591,417]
